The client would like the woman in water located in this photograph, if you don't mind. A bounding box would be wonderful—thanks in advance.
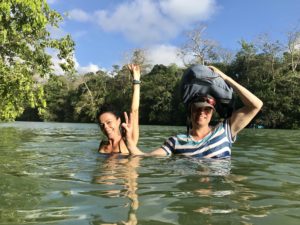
[97,64,140,154]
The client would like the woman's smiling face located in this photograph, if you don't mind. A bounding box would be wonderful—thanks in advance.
[99,112,121,139]
[191,105,214,127]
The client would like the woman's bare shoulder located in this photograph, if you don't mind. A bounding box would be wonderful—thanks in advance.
[98,140,109,153]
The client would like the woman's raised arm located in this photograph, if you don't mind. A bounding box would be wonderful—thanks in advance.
[127,64,141,145]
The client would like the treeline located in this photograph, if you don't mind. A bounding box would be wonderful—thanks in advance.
[18,39,300,129]
[18,64,186,125]
[2,1,300,128]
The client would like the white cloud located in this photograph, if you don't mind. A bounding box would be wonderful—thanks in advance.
[294,36,300,50]
[49,51,101,75]
[49,50,65,75]
[76,63,101,74]
[68,0,217,44]
[146,44,184,67]
[94,0,174,43]
[160,0,216,24]
[73,55,103,74]
[67,9,91,22]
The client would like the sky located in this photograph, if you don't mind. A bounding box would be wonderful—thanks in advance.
[47,0,300,74]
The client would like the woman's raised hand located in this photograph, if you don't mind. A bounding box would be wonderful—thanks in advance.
[208,65,228,80]
[127,64,141,81]
[122,112,144,155]
[122,112,135,147]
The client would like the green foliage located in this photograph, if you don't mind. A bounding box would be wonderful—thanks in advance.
[35,64,186,125]
[230,39,300,128]
[42,75,75,122]
[73,71,109,122]
[140,64,183,124]
[104,66,132,114]
[0,59,45,121]
[0,0,74,121]
[14,49,300,129]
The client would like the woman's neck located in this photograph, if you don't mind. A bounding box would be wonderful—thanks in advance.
[190,126,211,140]
[108,134,122,147]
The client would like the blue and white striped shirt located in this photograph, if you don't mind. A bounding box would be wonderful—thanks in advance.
[161,120,236,158]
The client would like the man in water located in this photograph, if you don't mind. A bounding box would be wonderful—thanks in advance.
[122,66,263,158]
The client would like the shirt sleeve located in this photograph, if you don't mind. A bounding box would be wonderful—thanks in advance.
[161,136,176,156]
[224,119,236,143]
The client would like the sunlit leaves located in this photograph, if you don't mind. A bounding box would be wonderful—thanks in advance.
[0,0,74,121]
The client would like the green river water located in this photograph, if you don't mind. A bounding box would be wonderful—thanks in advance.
[0,122,299,225]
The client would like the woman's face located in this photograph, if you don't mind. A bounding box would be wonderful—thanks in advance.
[99,112,121,139]
[191,105,214,127]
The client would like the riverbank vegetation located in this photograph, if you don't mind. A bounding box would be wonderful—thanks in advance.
[1,1,300,129]
[17,41,300,129]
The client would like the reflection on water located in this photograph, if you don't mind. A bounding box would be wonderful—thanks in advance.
[91,155,140,225]
[0,122,300,225]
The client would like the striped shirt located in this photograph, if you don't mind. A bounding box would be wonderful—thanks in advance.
[161,120,236,158]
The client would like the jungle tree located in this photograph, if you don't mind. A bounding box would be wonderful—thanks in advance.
[0,0,74,121]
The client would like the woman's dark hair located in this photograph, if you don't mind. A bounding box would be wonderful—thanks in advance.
[96,104,122,125]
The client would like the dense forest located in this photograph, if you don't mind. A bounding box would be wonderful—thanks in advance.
[17,46,300,129]
[1,1,300,128]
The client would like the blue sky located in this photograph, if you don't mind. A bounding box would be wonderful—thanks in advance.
[47,0,300,73]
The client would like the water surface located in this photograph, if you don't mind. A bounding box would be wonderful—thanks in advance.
[0,122,299,225]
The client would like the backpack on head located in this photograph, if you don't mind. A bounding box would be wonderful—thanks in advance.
[180,64,234,118]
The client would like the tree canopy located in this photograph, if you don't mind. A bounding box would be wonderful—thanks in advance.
[0,0,74,121]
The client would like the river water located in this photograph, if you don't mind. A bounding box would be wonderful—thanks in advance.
[0,122,299,225]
